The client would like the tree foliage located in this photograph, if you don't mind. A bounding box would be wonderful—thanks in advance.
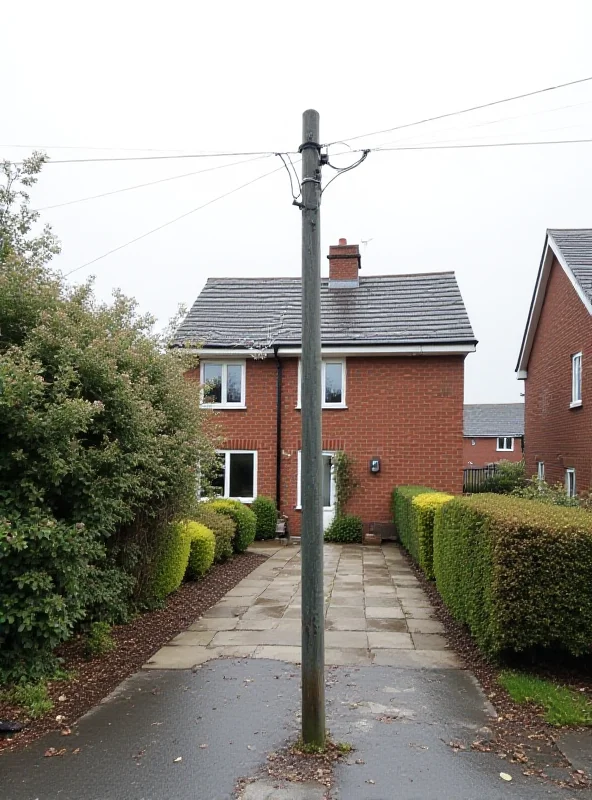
[0,156,217,680]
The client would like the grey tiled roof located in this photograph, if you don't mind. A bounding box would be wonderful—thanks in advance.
[548,229,592,304]
[463,404,524,438]
[174,273,476,348]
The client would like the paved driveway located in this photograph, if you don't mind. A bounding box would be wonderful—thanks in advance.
[145,543,460,670]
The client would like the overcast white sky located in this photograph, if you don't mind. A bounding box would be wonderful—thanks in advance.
[3,0,592,403]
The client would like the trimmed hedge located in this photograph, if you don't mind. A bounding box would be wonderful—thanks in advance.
[151,521,191,601]
[251,495,278,540]
[433,494,592,657]
[391,486,434,562]
[411,492,454,579]
[186,522,216,579]
[193,505,234,562]
[325,514,363,543]
[208,499,256,553]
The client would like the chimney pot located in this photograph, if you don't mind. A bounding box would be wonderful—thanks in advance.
[327,237,361,287]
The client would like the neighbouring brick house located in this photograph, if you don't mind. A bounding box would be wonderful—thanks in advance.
[517,229,592,495]
[175,238,476,536]
[463,403,524,467]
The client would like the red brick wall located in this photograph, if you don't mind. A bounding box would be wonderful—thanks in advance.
[463,436,523,467]
[524,256,592,489]
[191,354,465,535]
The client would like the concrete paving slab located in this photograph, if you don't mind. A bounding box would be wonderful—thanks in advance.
[403,606,438,619]
[407,618,446,634]
[371,649,463,668]
[203,605,248,618]
[169,630,216,646]
[252,645,301,662]
[365,606,404,619]
[324,631,369,649]
[326,606,366,619]
[144,645,213,669]
[328,595,365,606]
[412,633,450,650]
[241,778,326,800]
[367,631,413,649]
[325,648,372,666]
[325,618,368,631]
[235,618,280,631]
[365,618,408,632]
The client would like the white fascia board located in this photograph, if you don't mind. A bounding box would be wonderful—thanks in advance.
[517,234,592,377]
[183,343,476,358]
[278,344,476,356]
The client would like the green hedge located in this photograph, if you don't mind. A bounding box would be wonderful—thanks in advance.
[411,492,454,579]
[208,500,256,553]
[192,505,234,562]
[433,494,592,657]
[391,486,434,562]
[324,514,363,543]
[151,522,191,601]
[186,522,216,579]
[251,496,278,540]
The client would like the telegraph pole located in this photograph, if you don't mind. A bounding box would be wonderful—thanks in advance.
[300,109,325,746]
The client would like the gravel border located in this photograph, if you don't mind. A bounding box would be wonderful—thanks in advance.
[0,551,267,754]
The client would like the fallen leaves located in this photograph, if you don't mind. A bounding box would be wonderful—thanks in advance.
[500,772,513,782]
[44,747,67,757]
[173,756,182,763]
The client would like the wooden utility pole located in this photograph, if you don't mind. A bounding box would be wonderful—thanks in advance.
[300,108,325,746]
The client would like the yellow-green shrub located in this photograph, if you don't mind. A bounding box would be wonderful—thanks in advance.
[411,492,454,579]
[185,522,216,579]
[391,486,439,565]
[433,494,592,657]
[151,522,191,601]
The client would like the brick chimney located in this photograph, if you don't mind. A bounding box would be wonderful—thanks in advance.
[327,238,361,288]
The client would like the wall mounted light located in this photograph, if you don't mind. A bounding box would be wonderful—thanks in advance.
[369,458,380,474]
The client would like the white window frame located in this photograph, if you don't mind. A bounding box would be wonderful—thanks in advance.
[566,467,576,498]
[200,360,246,409]
[537,461,545,481]
[571,352,582,408]
[297,359,347,409]
[213,449,257,503]
[496,436,514,452]
[296,450,335,510]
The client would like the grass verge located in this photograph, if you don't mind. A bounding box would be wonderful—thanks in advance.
[499,671,592,726]
[2,682,53,719]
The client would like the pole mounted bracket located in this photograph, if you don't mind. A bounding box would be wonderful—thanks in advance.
[298,141,322,153]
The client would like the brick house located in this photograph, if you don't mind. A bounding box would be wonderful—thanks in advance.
[517,229,592,494]
[175,238,476,535]
[463,404,524,467]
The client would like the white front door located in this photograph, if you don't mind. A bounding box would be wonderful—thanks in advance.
[297,450,336,531]
[322,452,336,531]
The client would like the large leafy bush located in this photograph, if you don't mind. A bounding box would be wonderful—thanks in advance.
[251,496,277,540]
[0,155,216,680]
[479,460,526,494]
[433,494,592,657]
[185,522,216,579]
[324,514,363,543]
[207,500,256,553]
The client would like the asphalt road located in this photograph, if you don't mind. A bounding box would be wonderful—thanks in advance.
[1,659,588,800]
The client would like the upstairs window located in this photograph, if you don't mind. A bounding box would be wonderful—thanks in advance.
[571,352,582,407]
[566,467,576,499]
[298,359,346,408]
[211,450,257,502]
[201,361,245,408]
[497,437,514,452]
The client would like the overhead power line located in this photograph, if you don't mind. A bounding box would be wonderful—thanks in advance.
[325,75,592,147]
[63,162,284,278]
[16,150,290,166]
[0,143,200,153]
[37,154,271,211]
[373,138,592,153]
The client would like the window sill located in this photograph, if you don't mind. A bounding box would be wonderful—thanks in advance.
[295,405,349,411]
[202,404,247,411]
[570,400,583,409]
[496,449,514,453]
